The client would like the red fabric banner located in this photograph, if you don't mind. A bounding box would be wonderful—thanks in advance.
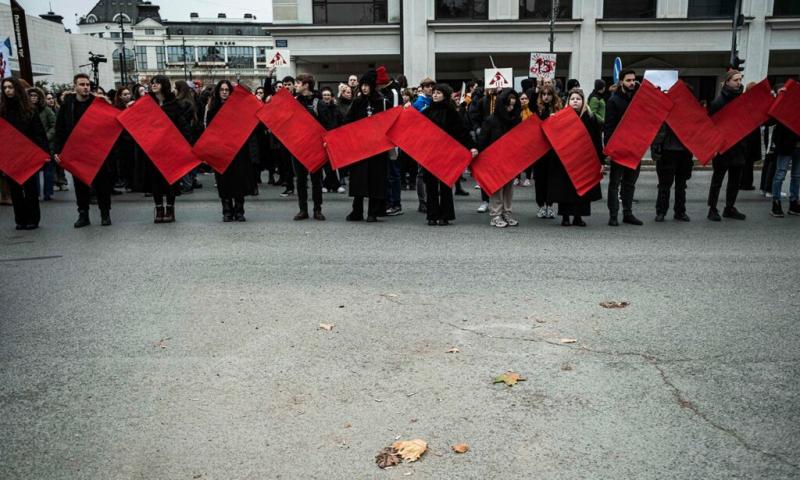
[603,80,674,169]
[768,78,800,137]
[470,115,550,196]
[665,80,724,166]
[385,107,473,187]
[324,106,402,170]
[541,108,603,197]
[712,78,772,154]
[58,97,124,185]
[117,95,200,185]
[193,85,263,174]
[0,117,49,185]
[257,88,328,173]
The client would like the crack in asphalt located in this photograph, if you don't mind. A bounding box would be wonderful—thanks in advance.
[442,321,800,471]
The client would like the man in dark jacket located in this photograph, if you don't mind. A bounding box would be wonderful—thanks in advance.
[651,124,693,222]
[707,69,747,221]
[53,73,112,228]
[604,69,643,226]
[769,112,800,217]
[292,73,327,221]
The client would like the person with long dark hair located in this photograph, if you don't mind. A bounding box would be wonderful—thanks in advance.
[479,88,521,228]
[1,77,48,229]
[206,80,258,222]
[27,87,56,201]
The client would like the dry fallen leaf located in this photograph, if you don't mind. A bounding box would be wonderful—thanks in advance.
[493,371,526,386]
[560,338,577,344]
[392,439,428,462]
[153,337,171,349]
[446,347,460,354]
[600,301,630,309]
[319,323,335,331]
[451,443,470,454]
[375,447,401,469]
[561,363,574,371]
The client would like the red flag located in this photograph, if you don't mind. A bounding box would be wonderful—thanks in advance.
[385,107,472,187]
[58,97,124,185]
[470,116,550,196]
[117,95,200,185]
[712,78,772,154]
[604,80,674,169]
[257,88,328,173]
[541,108,603,197]
[193,85,263,174]
[0,117,49,185]
[324,106,402,170]
[768,78,800,137]
[665,80,724,166]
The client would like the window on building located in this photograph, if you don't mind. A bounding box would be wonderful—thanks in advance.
[227,46,254,68]
[197,46,224,63]
[688,0,735,18]
[110,31,120,38]
[603,0,655,18]
[124,32,133,39]
[155,46,165,70]
[135,45,147,71]
[313,0,388,24]
[166,46,196,64]
[112,47,135,72]
[435,0,488,19]
[773,0,800,16]
[519,0,572,19]
[145,28,155,35]
[207,29,214,35]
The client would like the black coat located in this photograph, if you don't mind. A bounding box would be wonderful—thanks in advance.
[477,88,520,150]
[344,92,389,198]
[547,110,603,214]
[207,100,258,198]
[2,107,49,185]
[709,86,747,167]
[423,100,474,149]
[603,86,635,144]
[773,123,799,156]
[144,96,194,192]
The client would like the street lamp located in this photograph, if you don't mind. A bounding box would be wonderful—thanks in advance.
[548,0,559,53]
[117,12,127,86]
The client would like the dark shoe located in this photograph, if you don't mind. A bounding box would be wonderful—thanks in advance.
[163,205,175,223]
[722,206,746,220]
[427,220,437,226]
[74,210,90,228]
[561,217,571,226]
[111,188,123,195]
[366,215,378,223]
[655,214,665,222]
[154,206,165,224]
[438,219,450,226]
[235,213,246,222]
[674,212,691,222]
[223,212,234,222]
[770,201,784,218]
[100,211,112,226]
[788,201,800,216]
[739,185,756,191]
[623,214,643,226]
[608,216,619,227]
[293,210,309,221]
[313,211,326,221]
[417,204,427,213]
[346,212,363,222]
[572,216,586,227]
[24,224,38,230]
[233,199,245,221]
[454,189,470,196]
[385,206,404,216]
[707,208,721,222]
[280,188,294,197]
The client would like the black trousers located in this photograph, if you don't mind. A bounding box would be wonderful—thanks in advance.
[352,196,382,218]
[740,157,755,188]
[760,153,777,192]
[607,161,641,217]
[656,150,693,215]
[9,176,40,227]
[75,167,112,213]
[279,146,294,189]
[424,171,455,221]
[708,157,743,210]
[292,158,322,212]
[533,158,551,207]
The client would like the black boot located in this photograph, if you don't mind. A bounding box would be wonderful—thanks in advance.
[163,204,175,223]
[74,210,90,228]
[722,206,746,220]
[770,201,784,218]
[788,201,800,216]
[154,205,165,224]
[222,199,234,222]
[234,198,246,222]
[100,210,112,226]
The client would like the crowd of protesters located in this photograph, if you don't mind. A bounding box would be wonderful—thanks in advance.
[1,64,798,231]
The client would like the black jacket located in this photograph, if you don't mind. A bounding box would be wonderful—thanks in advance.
[2,107,49,153]
[603,86,636,144]
[478,88,520,150]
[54,93,94,153]
[709,85,747,166]
[773,123,799,156]
[424,100,474,149]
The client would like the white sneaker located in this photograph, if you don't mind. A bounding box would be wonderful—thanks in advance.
[337,186,346,194]
[513,178,520,186]
[503,214,519,227]
[546,206,555,219]
[522,178,531,187]
[322,187,328,193]
[490,216,508,228]
[766,192,773,198]
[477,201,489,213]
[537,206,547,218]
[473,184,481,189]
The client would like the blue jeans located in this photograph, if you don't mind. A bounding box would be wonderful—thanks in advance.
[772,147,800,203]
[41,160,54,199]
[387,155,401,208]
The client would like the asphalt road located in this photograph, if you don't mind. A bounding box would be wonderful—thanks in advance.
[1,170,799,480]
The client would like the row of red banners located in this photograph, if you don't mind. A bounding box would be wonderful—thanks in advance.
[1,78,799,197]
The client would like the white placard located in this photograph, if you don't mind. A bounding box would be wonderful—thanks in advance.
[643,70,679,92]
[484,68,513,90]
[529,52,557,80]
[266,49,290,68]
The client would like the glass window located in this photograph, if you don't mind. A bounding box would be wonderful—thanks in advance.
[520,0,572,19]
[313,0,388,24]
[155,46,165,70]
[688,0,735,18]
[145,28,155,35]
[135,46,147,71]
[773,0,800,16]
[112,47,135,72]
[227,46,254,69]
[256,47,271,64]
[435,0,487,19]
[603,0,655,18]
[197,46,224,62]
[166,46,195,64]
[110,31,120,38]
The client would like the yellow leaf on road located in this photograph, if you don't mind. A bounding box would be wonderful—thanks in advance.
[392,439,428,462]
[446,347,460,353]
[451,443,470,454]
[319,323,335,331]
[560,338,577,344]
[493,371,526,386]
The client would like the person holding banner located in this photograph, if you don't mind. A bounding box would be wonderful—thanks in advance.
[27,87,56,201]
[770,104,800,217]
[479,88,521,228]
[534,85,561,219]
[53,73,113,228]
[707,70,747,222]
[292,73,327,221]
[1,77,48,229]
[651,124,693,222]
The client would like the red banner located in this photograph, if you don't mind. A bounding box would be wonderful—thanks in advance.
[470,116,550,196]
[257,88,328,173]
[58,97,124,185]
[117,95,200,185]
[193,85,263,174]
[0,117,49,185]
[603,80,674,169]
[541,108,603,197]
[768,78,800,137]
[324,106,402,170]
[712,78,772,154]
[665,80,724,166]
[385,107,472,187]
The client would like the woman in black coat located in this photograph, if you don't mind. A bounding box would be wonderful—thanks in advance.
[344,70,390,222]
[423,83,477,225]
[534,85,561,219]
[206,80,258,222]
[1,77,48,230]
[547,88,603,226]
